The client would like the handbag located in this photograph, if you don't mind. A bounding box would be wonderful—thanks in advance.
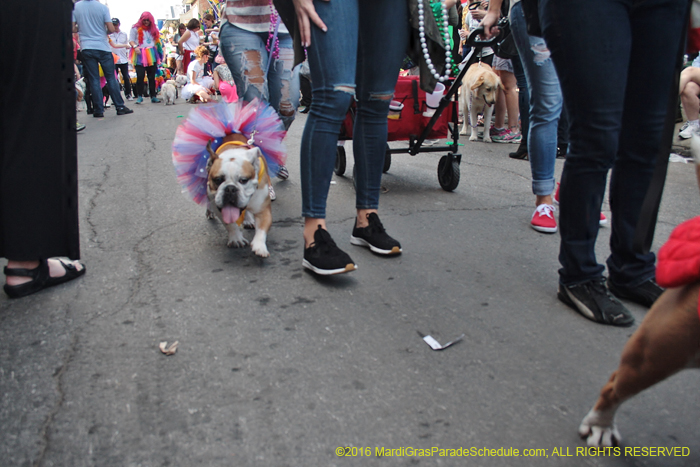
[494,17,518,59]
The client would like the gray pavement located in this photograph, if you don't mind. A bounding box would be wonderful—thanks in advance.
[1,99,699,467]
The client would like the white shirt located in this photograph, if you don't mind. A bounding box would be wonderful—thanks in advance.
[187,60,204,84]
[110,31,129,64]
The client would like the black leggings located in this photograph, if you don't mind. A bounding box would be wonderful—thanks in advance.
[135,65,156,98]
[115,62,132,98]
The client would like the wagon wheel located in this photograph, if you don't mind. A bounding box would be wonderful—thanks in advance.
[438,155,460,191]
[335,146,347,176]
[383,144,392,173]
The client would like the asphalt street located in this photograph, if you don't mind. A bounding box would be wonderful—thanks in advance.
[1,98,699,467]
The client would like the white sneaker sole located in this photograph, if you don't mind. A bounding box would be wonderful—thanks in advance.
[350,236,402,255]
[302,259,357,275]
[530,223,558,234]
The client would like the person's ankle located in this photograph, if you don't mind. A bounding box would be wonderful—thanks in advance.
[356,209,377,228]
[5,260,40,286]
[536,195,553,206]
[304,219,326,248]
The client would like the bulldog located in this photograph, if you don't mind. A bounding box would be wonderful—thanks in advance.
[579,139,700,447]
[205,133,272,257]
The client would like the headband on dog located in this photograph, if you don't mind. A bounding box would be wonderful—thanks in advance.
[172,99,286,206]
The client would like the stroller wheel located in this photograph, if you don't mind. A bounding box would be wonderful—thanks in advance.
[438,155,460,191]
[335,146,347,176]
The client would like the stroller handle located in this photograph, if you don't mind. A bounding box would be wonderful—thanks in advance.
[467,25,500,49]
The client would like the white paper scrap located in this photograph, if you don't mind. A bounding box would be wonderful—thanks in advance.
[419,332,465,351]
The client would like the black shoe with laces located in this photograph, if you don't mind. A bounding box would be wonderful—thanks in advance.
[607,278,664,308]
[558,277,634,327]
[303,226,357,275]
[116,106,133,115]
[351,213,402,255]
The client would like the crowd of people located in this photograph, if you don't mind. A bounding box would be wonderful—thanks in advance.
[2,0,696,337]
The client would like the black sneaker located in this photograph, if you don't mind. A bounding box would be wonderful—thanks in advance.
[607,278,664,308]
[93,112,104,118]
[351,213,402,255]
[303,226,357,275]
[116,106,133,115]
[558,277,634,327]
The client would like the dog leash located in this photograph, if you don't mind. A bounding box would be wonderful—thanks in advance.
[248,11,282,146]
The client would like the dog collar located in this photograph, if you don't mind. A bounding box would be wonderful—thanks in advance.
[216,140,251,154]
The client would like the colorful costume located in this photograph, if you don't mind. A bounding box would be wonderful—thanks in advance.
[172,99,286,206]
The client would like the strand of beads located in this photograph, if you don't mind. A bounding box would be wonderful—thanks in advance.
[266,0,280,60]
[417,0,452,82]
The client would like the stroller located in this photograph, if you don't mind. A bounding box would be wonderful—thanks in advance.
[333,25,501,192]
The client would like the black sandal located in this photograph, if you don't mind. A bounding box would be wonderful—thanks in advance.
[3,258,85,299]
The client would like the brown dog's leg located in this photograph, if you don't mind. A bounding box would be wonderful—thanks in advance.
[580,282,700,446]
[250,207,272,257]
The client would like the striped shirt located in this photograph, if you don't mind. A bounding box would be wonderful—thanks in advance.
[224,0,289,34]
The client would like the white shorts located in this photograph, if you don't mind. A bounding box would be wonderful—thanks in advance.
[493,56,513,74]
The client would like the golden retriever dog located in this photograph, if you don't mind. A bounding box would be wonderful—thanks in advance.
[578,139,700,447]
[459,63,501,142]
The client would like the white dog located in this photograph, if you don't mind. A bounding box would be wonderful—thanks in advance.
[161,80,177,105]
[459,63,501,142]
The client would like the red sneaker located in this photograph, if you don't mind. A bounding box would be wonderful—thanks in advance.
[531,204,558,233]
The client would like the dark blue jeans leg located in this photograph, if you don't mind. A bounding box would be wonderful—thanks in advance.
[541,0,687,287]
[353,0,409,210]
[81,49,105,114]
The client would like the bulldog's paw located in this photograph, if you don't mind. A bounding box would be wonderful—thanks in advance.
[251,239,270,258]
[226,231,249,248]
[578,410,621,447]
[206,209,216,220]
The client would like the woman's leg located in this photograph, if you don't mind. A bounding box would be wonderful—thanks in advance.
[219,24,271,104]
[135,65,146,97]
[500,70,520,133]
[266,33,300,131]
[511,2,560,202]
[353,0,409,225]
[299,0,359,246]
[147,65,157,100]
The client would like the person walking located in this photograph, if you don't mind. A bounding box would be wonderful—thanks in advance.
[109,18,133,101]
[72,0,133,118]
[129,12,164,104]
[282,0,409,275]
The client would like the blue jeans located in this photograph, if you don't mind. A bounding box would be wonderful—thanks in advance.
[219,23,299,131]
[81,49,125,113]
[510,2,560,197]
[300,0,409,218]
[540,0,687,287]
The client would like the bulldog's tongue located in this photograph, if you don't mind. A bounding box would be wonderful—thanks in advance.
[222,206,240,224]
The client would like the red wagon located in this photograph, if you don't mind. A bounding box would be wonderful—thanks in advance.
[334,74,463,191]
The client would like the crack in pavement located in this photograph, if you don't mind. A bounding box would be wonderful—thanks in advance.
[84,164,111,249]
[33,333,79,467]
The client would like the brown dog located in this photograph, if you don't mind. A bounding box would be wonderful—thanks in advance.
[459,63,501,142]
[579,142,700,447]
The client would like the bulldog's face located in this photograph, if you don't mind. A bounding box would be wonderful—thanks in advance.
[207,145,261,224]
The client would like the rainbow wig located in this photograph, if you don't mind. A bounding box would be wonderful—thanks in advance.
[172,99,287,206]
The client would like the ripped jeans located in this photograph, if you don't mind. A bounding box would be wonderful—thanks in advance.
[300,0,409,218]
[510,2,561,197]
[218,23,299,130]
